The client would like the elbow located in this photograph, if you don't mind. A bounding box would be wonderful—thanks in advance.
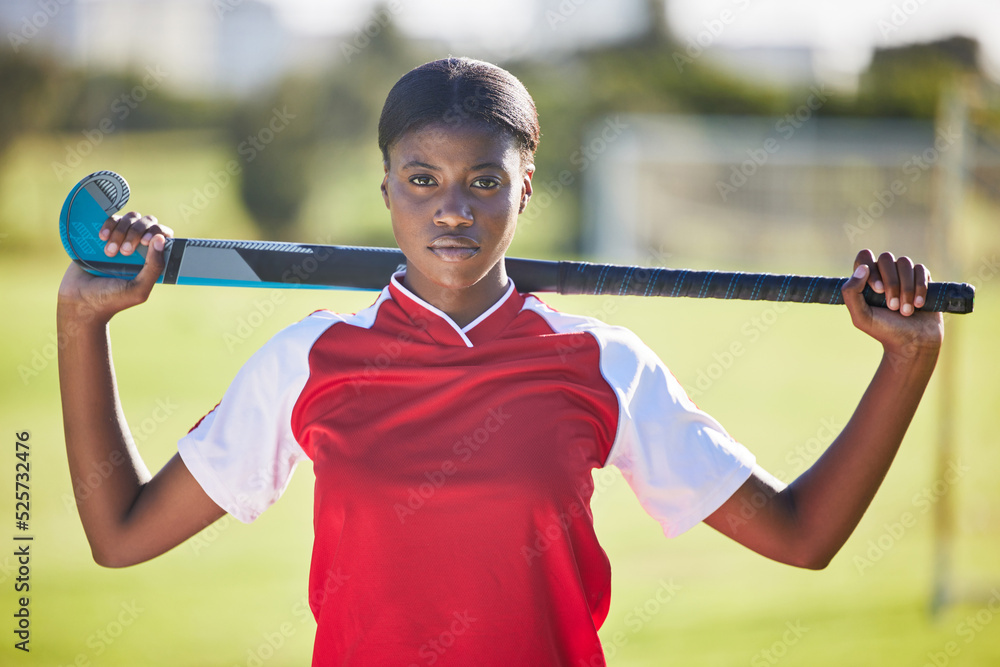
[90,540,142,569]
[795,553,832,571]
[92,548,132,569]
[785,542,836,571]
[777,493,836,570]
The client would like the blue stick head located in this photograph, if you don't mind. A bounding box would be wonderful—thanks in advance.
[59,170,144,279]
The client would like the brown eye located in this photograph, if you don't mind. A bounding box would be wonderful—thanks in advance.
[472,177,499,189]
[410,175,435,186]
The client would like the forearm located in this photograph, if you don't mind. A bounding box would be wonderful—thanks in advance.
[707,254,944,568]
[784,344,939,565]
[58,305,152,561]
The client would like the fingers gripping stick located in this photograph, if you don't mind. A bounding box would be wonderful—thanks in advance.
[59,171,145,279]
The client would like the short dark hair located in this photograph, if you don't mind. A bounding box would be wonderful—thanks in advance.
[378,57,540,168]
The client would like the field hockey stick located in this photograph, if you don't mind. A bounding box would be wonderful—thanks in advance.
[59,171,975,313]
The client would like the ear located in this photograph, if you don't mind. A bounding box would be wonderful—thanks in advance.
[518,165,534,214]
[381,162,390,210]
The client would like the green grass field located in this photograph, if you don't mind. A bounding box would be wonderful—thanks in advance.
[1,132,998,666]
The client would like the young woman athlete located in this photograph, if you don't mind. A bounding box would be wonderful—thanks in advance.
[58,58,943,666]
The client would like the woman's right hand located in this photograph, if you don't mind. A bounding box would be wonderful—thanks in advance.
[57,212,174,324]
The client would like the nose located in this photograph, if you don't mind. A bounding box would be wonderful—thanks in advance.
[433,183,474,228]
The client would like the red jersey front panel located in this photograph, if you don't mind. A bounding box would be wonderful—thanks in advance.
[178,274,755,666]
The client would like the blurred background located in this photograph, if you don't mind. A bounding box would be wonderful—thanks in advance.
[1,1,998,665]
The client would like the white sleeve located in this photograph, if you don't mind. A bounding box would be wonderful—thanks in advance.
[599,327,756,538]
[177,313,336,523]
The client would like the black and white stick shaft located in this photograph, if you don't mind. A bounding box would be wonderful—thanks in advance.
[150,237,974,314]
[59,171,974,313]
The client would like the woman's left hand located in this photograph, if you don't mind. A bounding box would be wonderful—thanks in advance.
[841,249,944,361]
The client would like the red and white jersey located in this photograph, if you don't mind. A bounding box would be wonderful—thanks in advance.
[178,272,755,666]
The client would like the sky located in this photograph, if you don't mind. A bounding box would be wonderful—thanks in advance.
[263,0,1000,81]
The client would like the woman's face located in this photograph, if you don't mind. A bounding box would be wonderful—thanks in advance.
[381,121,533,307]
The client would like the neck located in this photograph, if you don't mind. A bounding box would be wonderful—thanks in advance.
[401,263,509,328]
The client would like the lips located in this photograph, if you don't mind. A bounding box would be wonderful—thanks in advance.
[427,235,480,262]
[428,235,479,249]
